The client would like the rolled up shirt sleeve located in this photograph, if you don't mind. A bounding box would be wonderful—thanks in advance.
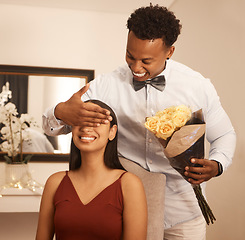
[42,106,72,136]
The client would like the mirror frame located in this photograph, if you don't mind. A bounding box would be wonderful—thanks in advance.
[0,64,94,162]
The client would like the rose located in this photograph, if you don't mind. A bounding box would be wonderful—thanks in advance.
[172,112,190,128]
[145,105,192,140]
[172,105,192,128]
[156,106,175,118]
[175,105,192,117]
[155,120,176,140]
[145,116,160,134]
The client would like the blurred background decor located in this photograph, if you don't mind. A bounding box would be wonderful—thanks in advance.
[0,83,43,194]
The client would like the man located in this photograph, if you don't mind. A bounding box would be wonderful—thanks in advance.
[43,4,236,239]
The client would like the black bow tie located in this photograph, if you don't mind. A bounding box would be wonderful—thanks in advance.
[133,75,165,91]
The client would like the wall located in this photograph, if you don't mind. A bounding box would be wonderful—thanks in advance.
[171,0,245,239]
[0,4,128,73]
[0,1,244,239]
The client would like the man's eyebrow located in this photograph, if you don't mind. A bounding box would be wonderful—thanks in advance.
[126,50,153,61]
[142,57,154,61]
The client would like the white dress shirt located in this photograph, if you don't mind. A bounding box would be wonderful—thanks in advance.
[42,59,236,229]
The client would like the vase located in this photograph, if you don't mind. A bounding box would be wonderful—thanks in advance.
[4,162,30,188]
[2,162,43,194]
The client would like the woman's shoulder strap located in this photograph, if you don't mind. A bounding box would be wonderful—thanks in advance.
[119,171,127,179]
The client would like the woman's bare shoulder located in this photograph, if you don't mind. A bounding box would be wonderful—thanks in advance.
[121,172,144,192]
[120,171,147,220]
[44,171,67,191]
[47,171,66,182]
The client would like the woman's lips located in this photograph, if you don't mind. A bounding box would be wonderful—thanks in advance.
[79,136,96,142]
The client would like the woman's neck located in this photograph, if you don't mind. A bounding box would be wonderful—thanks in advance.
[77,151,110,180]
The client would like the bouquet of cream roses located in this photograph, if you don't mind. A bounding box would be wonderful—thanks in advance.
[145,105,216,225]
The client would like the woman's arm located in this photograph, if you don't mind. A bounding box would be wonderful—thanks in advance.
[121,172,148,240]
[36,172,65,240]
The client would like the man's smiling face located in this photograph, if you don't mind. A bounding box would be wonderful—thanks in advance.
[126,31,174,82]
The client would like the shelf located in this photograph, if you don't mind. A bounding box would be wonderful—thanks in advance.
[0,188,43,212]
[0,161,68,213]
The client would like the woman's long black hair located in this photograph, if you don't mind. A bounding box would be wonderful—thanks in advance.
[69,100,125,171]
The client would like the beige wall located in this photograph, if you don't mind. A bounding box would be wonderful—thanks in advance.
[0,0,244,239]
[171,0,245,239]
[0,3,128,74]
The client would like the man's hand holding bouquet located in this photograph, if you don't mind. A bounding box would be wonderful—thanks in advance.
[145,105,216,225]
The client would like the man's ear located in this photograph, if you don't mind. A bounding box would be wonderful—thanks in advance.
[167,46,175,59]
[109,125,117,141]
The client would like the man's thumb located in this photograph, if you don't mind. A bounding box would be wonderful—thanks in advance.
[78,83,90,97]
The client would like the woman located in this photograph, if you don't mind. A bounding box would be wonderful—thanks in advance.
[36,100,147,240]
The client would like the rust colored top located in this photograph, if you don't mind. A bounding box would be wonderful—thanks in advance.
[54,171,126,240]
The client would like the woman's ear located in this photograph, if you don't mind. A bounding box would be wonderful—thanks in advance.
[109,125,117,141]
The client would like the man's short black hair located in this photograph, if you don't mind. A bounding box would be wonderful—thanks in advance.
[127,4,182,47]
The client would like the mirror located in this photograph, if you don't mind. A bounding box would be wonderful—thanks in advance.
[0,64,94,162]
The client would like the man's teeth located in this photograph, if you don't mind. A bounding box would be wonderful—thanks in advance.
[133,72,146,77]
[80,137,95,140]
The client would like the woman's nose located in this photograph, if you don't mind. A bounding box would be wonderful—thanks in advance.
[80,126,93,132]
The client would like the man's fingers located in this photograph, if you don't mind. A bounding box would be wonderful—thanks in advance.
[73,118,111,127]
[77,83,90,97]
[188,178,204,185]
[184,170,206,184]
[82,102,111,119]
[78,114,111,124]
[190,158,205,166]
[186,166,205,174]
